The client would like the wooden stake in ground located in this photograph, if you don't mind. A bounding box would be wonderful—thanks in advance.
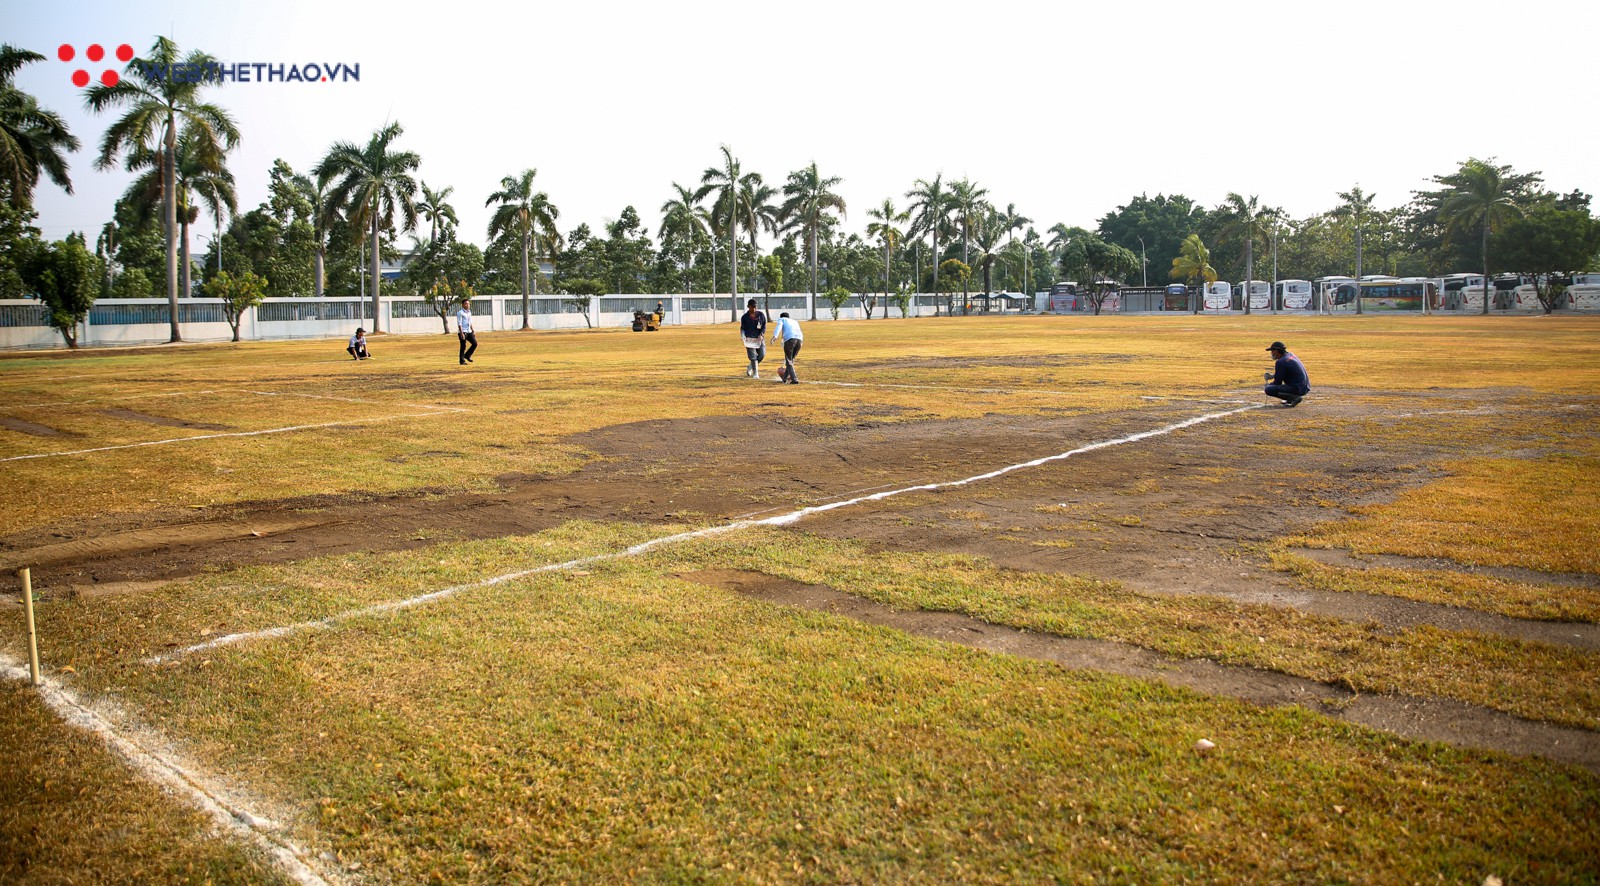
[19,567,39,686]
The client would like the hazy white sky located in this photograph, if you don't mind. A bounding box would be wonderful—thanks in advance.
[11,0,1597,252]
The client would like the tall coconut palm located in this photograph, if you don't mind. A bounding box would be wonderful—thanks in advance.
[866,198,909,308]
[695,145,762,322]
[315,122,420,330]
[1333,185,1376,315]
[1437,158,1525,315]
[290,171,340,298]
[0,45,79,209]
[972,210,1011,307]
[416,182,458,244]
[485,168,561,330]
[780,162,847,321]
[1170,234,1217,314]
[905,175,949,306]
[998,203,1032,290]
[121,128,236,299]
[87,36,238,342]
[1214,193,1275,315]
[659,182,708,294]
[949,178,991,312]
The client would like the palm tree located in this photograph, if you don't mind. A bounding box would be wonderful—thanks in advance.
[122,128,237,299]
[905,174,949,308]
[948,178,990,312]
[866,198,909,310]
[87,37,238,342]
[1170,234,1217,314]
[1437,158,1525,315]
[290,171,340,297]
[998,203,1032,290]
[0,45,78,209]
[972,210,1011,308]
[659,182,709,294]
[780,162,847,321]
[315,122,421,330]
[485,168,561,330]
[695,146,762,322]
[1333,186,1376,315]
[1214,193,1276,315]
[416,182,458,244]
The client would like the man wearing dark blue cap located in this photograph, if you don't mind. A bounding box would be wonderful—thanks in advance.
[1263,341,1310,407]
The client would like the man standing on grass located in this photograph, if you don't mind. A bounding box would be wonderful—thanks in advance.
[456,298,478,365]
[740,299,768,378]
[771,311,804,384]
[1263,340,1310,407]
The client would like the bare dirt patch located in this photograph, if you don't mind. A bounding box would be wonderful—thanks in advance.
[98,408,233,431]
[0,416,68,437]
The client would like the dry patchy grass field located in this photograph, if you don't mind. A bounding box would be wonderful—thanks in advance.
[1,313,1598,883]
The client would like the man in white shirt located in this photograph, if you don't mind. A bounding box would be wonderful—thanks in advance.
[456,298,477,365]
[770,312,803,384]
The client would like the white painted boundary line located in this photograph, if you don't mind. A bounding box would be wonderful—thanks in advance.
[2,391,466,463]
[684,372,1255,405]
[1,655,336,886]
[149,403,1263,665]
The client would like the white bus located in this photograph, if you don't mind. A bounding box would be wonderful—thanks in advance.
[1202,281,1232,311]
[1462,275,1533,311]
[1568,273,1600,310]
[1275,279,1313,310]
[1230,280,1271,310]
[1315,276,1358,311]
[1436,273,1483,310]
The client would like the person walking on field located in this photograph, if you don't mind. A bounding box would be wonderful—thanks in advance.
[456,297,478,365]
[740,298,768,378]
[1263,340,1310,407]
[771,311,804,384]
[347,327,370,360]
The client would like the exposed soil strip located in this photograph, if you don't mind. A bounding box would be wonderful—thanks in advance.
[0,517,335,573]
[0,406,463,463]
[0,656,336,886]
[684,568,1600,774]
[0,416,66,436]
[100,407,234,431]
[147,404,1261,663]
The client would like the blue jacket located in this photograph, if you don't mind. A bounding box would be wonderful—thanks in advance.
[740,310,767,339]
[1271,353,1311,395]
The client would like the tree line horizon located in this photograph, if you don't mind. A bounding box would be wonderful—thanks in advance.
[3,38,1598,344]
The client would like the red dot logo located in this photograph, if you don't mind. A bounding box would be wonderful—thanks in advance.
[116,44,133,62]
[72,70,89,88]
[87,44,104,62]
[101,69,120,87]
[58,44,75,62]
[60,40,130,88]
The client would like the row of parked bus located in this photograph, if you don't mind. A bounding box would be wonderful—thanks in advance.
[1050,275,1600,313]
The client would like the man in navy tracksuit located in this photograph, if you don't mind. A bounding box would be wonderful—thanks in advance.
[1263,340,1310,407]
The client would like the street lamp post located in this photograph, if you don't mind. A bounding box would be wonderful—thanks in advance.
[1137,236,1147,288]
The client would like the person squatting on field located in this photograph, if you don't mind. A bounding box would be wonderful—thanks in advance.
[740,299,768,377]
[1263,340,1310,407]
[456,298,478,365]
[771,311,803,384]
[347,328,370,360]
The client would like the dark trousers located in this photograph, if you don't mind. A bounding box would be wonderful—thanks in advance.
[459,331,477,363]
[781,338,802,382]
[1264,384,1304,403]
[347,344,368,359]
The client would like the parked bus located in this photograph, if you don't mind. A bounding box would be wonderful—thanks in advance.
[1202,281,1232,311]
[1230,280,1270,310]
[1275,279,1313,310]
[1359,278,1436,311]
[1315,276,1358,310]
[1461,275,1532,311]
[1568,273,1600,310]
[1048,281,1079,312]
[1436,273,1483,310]
[1165,283,1190,310]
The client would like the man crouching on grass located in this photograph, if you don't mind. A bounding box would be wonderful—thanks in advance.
[1263,340,1310,407]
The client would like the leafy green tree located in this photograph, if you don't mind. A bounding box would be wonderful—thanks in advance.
[1169,234,1216,314]
[937,258,970,311]
[1213,193,1277,314]
[780,162,847,321]
[905,175,950,304]
[485,168,560,329]
[408,239,484,329]
[201,269,266,341]
[559,277,606,328]
[1096,194,1205,291]
[286,166,339,297]
[24,234,99,347]
[603,206,653,294]
[1058,232,1137,315]
[425,276,476,333]
[1492,206,1600,313]
[0,184,41,296]
[659,182,709,293]
[0,45,79,210]
[122,126,237,299]
[948,178,990,312]
[823,285,851,320]
[755,254,782,317]
[315,122,420,327]
[1433,158,1530,314]
[971,210,1010,308]
[88,36,239,342]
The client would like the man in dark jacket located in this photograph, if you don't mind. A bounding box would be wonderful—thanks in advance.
[739,299,768,378]
[1263,340,1310,407]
